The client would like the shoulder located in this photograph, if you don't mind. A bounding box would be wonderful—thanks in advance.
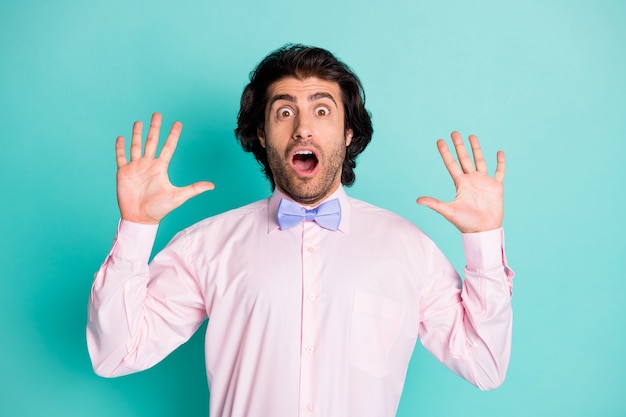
[346,196,441,262]
[348,197,420,230]
[347,196,433,243]
[181,198,269,239]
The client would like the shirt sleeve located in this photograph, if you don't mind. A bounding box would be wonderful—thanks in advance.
[418,227,514,390]
[86,220,207,377]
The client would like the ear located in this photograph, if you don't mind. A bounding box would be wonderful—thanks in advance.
[345,129,353,147]
[257,127,266,148]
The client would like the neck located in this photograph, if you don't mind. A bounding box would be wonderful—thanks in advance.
[276,184,341,207]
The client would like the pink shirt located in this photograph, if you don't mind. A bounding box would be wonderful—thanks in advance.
[87,187,514,417]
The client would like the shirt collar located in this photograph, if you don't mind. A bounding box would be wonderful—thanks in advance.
[268,186,351,234]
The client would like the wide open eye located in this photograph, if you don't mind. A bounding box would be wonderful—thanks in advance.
[278,107,294,118]
[315,106,330,116]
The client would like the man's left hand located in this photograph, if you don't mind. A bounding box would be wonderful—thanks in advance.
[417,131,506,233]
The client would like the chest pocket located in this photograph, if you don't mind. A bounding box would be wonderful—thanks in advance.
[349,292,405,377]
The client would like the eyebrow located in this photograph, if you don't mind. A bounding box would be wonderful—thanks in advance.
[269,92,338,107]
[309,92,337,106]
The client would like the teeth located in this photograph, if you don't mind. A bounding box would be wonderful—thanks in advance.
[294,150,313,155]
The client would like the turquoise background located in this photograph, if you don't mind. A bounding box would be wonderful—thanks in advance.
[1,0,624,416]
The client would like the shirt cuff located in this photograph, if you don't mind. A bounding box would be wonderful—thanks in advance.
[110,219,159,262]
[461,227,506,271]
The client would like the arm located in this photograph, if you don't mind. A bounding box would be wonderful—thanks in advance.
[418,228,513,390]
[87,113,213,377]
[417,132,513,389]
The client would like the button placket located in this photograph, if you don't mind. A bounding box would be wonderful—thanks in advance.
[299,221,322,415]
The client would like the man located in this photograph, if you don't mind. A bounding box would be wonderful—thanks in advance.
[87,44,513,417]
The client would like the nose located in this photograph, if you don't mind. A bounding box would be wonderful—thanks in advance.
[292,112,313,140]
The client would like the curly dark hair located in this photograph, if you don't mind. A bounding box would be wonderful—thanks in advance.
[234,44,373,188]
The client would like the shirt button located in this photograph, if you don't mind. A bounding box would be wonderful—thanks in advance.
[307,247,315,253]
[306,346,315,354]
[305,404,314,412]
[308,293,317,301]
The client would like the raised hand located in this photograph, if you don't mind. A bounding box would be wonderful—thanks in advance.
[115,112,214,224]
[417,132,506,233]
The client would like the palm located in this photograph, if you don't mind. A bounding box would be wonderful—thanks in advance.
[117,155,180,224]
[115,113,214,224]
[417,132,506,233]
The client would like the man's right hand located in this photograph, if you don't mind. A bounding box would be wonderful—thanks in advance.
[115,112,214,224]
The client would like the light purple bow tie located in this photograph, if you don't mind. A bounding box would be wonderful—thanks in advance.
[276,198,342,231]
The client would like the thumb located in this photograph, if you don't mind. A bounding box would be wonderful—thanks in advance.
[174,181,215,205]
[416,196,452,219]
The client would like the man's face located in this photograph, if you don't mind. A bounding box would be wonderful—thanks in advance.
[258,77,353,206]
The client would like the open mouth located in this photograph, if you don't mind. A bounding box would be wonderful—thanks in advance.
[292,149,319,176]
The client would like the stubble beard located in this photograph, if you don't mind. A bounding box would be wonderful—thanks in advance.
[267,141,346,206]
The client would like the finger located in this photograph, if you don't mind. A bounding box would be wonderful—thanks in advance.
[416,196,454,221]
[173,181,215,206]
[130,121,143,161]
[158,121,183,163]
[437,139,463,180]
[144,112,162,158]
[469,135,487,173]
[494,150,506,182]
[451,131,475,173]
[416,196,439,208]
[115,136,127,168]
